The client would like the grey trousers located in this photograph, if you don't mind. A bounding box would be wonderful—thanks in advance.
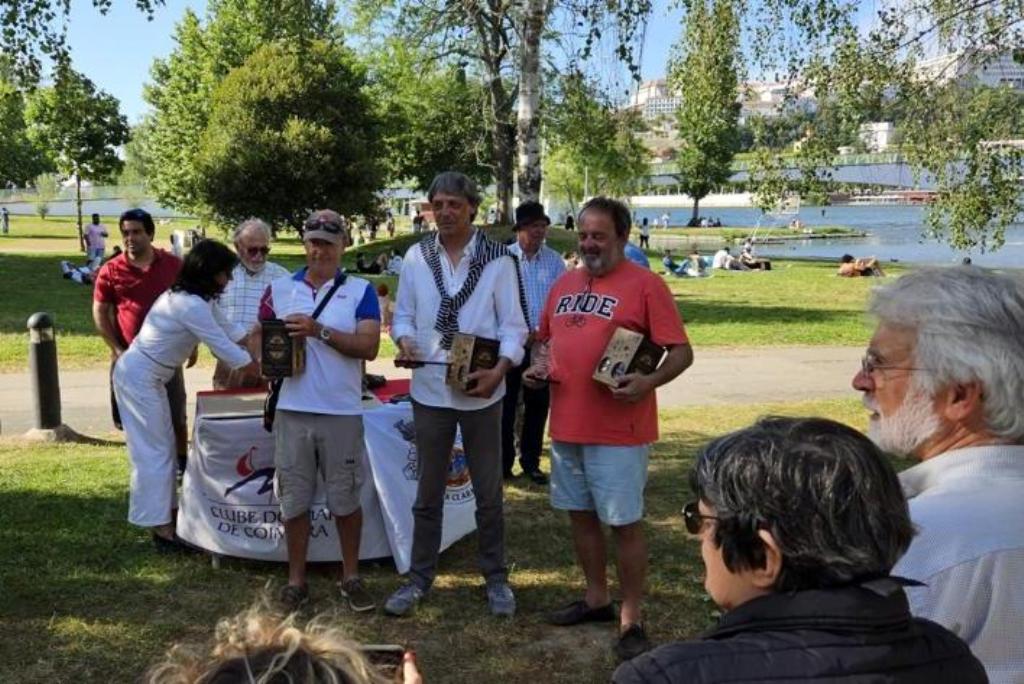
[409,399,507,590]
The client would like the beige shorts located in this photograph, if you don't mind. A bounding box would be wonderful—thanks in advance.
[273,410,366,520]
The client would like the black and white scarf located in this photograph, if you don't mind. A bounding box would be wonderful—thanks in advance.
[420,231,530,349]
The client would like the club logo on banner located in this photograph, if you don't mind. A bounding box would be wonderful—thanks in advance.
[393,417,474,504]
[225,446,275,498]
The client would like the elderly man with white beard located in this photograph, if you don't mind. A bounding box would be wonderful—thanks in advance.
[852,265,1024,684]
[213,218,290,389]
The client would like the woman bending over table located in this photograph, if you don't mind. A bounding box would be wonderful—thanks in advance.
[114,239,258,551]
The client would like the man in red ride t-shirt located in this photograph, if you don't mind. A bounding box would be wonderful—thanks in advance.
[92,208,188,470]
[525,196,694,662]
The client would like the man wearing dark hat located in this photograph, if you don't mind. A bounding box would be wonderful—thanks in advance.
[502,201,566,484]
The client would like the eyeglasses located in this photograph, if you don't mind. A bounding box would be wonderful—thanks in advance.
[245,246,271,256]
[860,354,931,376]
[681,501,719,535]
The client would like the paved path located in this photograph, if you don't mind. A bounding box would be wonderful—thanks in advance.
[0,346,862,437]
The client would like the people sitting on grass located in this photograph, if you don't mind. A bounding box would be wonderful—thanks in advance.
[60,257,102,284]
[386,249,403,275]
[355,252,380,275]
[144,603,422,684]
[613,417,987,683]
[838,253,885,277]
[712,247,748,271]
[740,240,772,271]
[663,249,710,278]
[355,252,391,275]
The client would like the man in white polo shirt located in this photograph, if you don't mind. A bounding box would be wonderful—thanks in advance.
[258,209,381,613]
[385,171,529,618]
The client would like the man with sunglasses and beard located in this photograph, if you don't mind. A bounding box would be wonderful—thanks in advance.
[523,196,693,661]
[213,218,289,389]
[852,266,1024,684]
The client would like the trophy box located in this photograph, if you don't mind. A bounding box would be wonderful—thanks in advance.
[261,319,305,378]
[593,328,664,388]
[446,333,500,392]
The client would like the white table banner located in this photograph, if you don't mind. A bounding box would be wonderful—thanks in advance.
[176,392,477,573]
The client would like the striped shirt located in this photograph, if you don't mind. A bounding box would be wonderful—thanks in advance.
[509,242,565,331]
[218,261,291,329]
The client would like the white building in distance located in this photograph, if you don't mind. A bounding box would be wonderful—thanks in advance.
[916,49,1024,90]
[625,78,816,125]
[629,79,682,120]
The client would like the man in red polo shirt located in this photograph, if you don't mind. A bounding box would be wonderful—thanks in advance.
[525,196,694,662]
[93,209,187,469]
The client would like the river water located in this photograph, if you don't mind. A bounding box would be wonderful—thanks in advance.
[635,205,1024,268]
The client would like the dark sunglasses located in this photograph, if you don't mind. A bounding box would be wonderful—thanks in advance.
[681,501,719,535]
[305,218,342,234]
[245,246,271,256]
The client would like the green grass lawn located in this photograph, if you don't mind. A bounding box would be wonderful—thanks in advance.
[0,397,896,683]
[0,221,888,371]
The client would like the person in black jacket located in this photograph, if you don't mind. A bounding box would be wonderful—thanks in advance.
[613,417,987,684]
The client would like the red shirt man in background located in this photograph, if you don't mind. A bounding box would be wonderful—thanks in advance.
[93,209,188,470]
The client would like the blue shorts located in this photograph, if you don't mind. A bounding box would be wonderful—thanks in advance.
[549,441,649,526]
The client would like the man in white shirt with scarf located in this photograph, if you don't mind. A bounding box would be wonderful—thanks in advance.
[386,171,529,618]
[852,266,1024,684]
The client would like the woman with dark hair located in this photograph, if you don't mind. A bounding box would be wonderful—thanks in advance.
[614,417,987,683]
[113,240,258,550]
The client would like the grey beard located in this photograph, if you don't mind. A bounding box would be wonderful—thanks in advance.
[582,253,604,273]
[868,387,941,456]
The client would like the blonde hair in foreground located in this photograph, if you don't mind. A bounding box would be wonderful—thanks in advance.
[144,602,391,684]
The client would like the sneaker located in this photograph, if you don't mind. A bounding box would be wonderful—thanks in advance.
[340,577,376,613]
[615,623,652,661]
[384,582,425,617]
[486,581,516,617]
[277,583,309,613]
[526,470,549,485]
[546,599,616,626]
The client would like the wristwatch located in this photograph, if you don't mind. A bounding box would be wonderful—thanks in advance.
[318,324,332,342]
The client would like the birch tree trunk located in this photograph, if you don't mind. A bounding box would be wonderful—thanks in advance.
[515,0,548,202]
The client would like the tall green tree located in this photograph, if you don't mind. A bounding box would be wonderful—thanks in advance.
[369,41,492,192]
[543,74,648,212]
[144,0,337,217]
[25,65,129,250]
[0,73,52,186]
[193,41,385,229]
[120,117,157,187]
[668,0,741,224]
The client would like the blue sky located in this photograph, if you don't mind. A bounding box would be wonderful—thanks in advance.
[65,0,684,124]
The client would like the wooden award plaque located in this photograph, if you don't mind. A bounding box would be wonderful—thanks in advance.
[446,333,500,391]
[261,319,305,378]
[592,327,664,387]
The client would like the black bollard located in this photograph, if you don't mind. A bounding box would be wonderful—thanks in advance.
[27,312,62,430]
